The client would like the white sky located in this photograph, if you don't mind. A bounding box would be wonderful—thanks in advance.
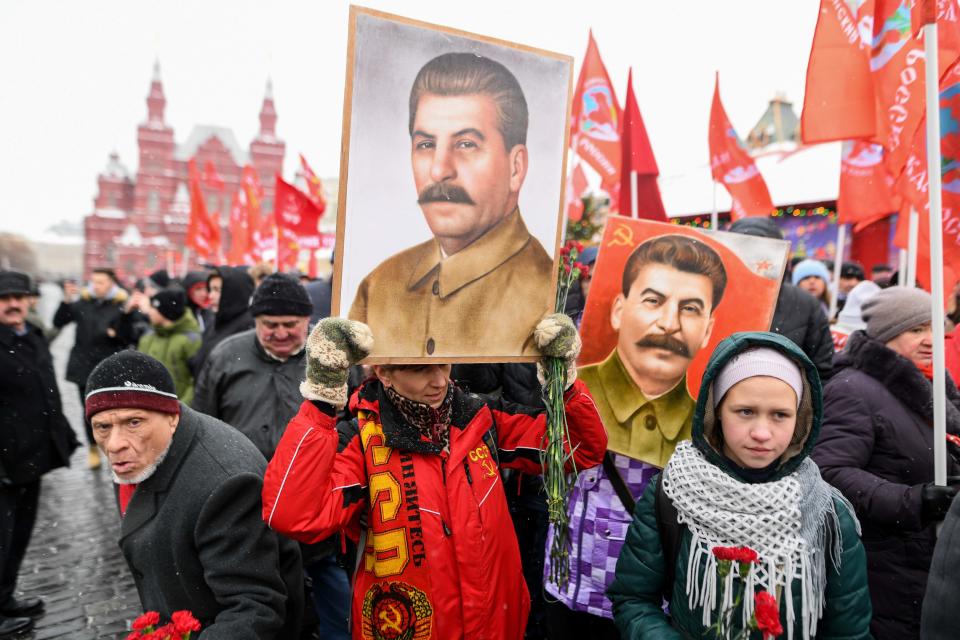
[0,0,819,238]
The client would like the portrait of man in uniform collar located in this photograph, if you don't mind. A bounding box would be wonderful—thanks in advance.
[579,234,727,467]
[334,9,571,362]
[349,52,553,358]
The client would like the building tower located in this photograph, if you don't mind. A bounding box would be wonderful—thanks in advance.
[134,60,178,234]
[249,78,286,214]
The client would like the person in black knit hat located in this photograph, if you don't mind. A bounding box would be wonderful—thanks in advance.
[137,288,202,405]
[86,350,304,638]
[194,273,344,638]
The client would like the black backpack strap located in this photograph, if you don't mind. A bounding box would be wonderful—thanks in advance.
[603,452,635,516]
[654,475,682,603]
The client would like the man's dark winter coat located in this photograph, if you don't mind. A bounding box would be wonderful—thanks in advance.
[770,283,835,380]
[303,278,331,326]
[0,323,78,484]
[189,267,255,376]
[812,330,960,640]
[921,491,960,639]
[53,289,134,386]
[193,330,305,461]
[118,405,303,639]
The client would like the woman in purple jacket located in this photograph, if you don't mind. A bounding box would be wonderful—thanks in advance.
[812,286,960,640]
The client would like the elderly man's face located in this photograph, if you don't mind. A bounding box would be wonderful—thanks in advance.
[255,315,310,360]
[411,93,527,255]
[0,293,27,331]
[91,408,178,483]
[612,263,716,396]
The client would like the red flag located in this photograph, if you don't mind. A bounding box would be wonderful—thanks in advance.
[910,0,960,69]
[240,166,264,261]
[299,154,328,213]
[895,59,960,293]
[185,159,221,261]
[708,74,774,220]
[570,32,621,192]
[838,140,898,228]
[274,175,323,271]
[566,163,589,222]
[202,160,225,191]
[801,0,877,143]
[870,1,928,176]
[617,69,666,220]
[275,175,323,239]
[226,183,250,265]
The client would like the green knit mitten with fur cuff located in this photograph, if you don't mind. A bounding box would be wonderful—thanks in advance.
[300,318,374,408]
[534,313,581,389]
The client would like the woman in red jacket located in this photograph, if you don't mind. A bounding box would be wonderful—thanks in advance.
[262,314,606,640]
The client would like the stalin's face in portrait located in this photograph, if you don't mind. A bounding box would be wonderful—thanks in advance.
[408,53,529,256]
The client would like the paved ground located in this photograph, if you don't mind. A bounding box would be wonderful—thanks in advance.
[15,324,141,639]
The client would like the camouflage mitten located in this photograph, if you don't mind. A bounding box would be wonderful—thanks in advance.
[534,313,581,389]
[300,318,374,408]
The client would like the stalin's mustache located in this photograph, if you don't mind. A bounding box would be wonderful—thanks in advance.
[635,334,691,358]
[418,182,476,206]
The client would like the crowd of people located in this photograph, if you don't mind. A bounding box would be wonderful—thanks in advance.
[1,219,959,639]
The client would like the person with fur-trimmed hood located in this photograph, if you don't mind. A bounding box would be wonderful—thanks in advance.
[609,332,871,639]
[261,314,607,640]
[812,287,960,639]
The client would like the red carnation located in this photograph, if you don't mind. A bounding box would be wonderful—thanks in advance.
[712,546,735,562]
[575,241,584,252]
[754,591,784,638]
[564,264,572,274]
[560,246,570,257]
[133,611,160,631]
[125,632,142,640]
[730,546,759,564]
[171,610,201,635]
[712,545,758,564]
[579,265,590,279]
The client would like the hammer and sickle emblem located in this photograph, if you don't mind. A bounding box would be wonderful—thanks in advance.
[481,459,497,479]
[378,604,403,633]
[608,224,634,247]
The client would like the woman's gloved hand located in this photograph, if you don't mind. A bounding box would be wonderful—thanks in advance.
[921,477,960,522]
[300,318,374,409]
[534,313,581,389]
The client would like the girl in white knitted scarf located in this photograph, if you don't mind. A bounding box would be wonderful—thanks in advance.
[608,331,873,640]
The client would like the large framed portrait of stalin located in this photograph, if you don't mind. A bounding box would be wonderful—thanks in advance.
[332,6,573,363]
[578,217,789,465]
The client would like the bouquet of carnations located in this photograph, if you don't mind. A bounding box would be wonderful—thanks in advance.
[125,610,201,640]
[709,546,784,640]
[543,239,590,588]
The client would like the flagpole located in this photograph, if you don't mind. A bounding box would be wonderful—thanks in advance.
[899,247,909,282]
[630,170,639,218]
[711,181,719,230]
[181,247,190,278]
[923,13,948,490]
[828,223,847,320]
[907,207,920,287]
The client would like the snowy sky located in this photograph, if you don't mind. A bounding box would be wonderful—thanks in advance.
[0,0,819,238]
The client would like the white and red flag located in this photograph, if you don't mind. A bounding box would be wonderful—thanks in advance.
[708,74,774,220]
[570,32,621,197]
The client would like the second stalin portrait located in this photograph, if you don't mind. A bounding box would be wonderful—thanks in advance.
[349,52,554,358]
[580,234,728,465]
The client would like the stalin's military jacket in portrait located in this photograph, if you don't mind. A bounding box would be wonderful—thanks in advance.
[350,208,553,358]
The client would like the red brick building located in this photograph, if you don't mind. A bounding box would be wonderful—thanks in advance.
[83,62,285,282]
